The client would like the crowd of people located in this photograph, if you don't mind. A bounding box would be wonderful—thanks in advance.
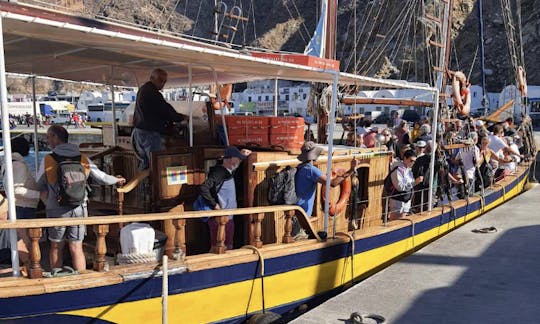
[342,112,529,221]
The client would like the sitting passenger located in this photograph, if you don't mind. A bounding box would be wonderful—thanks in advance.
[37,125,126,272]
[196,147,251,251]
[346,131,366,148]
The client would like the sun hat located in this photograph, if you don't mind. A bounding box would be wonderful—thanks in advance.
[297,141,323,162]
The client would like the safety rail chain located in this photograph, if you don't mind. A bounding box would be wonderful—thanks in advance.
[0,205,312,279]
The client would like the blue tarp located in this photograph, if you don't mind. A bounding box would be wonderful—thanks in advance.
[40,103,55,116]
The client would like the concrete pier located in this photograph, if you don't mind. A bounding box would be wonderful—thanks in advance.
[293,183,540,324]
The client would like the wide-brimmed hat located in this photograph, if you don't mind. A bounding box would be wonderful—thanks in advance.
[224,146,247,160]
[297,141,323,162]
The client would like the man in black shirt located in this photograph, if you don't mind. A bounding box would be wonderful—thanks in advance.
[132,68,187,169]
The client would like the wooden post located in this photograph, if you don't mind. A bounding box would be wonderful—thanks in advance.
[282,210,295,243]
[118,191,124,215]
[28,228,43,279]
[213,216,229,254]
[93,224,109,271]
[172,219,186,255]
[249,213,264,248]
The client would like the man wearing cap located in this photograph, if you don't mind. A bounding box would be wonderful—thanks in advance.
[414,140,427,157]
[132,68,188,169]
[197,146,251,251]
[295,141,358,220]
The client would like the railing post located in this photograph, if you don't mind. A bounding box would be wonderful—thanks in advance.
[28,228,43,279]
[173,218,186,255]
[213,216,229,254]
[282,210,295,243]
[118,191,124,216]
[250,213,264,248]
[93,224,109,271]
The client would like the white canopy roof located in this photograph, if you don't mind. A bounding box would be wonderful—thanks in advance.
[0,3,434,92]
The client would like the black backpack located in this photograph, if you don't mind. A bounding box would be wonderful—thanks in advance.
[48,153,89,206]
[268,166,298,205]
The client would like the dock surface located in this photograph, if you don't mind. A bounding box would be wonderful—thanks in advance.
[293,183,540,324]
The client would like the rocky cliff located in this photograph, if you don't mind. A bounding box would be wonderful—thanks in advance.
[10,0,540,93]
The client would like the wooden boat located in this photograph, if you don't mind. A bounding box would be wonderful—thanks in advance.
[0,2,537,323]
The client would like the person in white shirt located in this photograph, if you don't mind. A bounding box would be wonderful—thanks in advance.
[455,132,480,196]
[388,150,422,220]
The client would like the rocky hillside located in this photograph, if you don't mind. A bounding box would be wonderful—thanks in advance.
[10,0,540,93]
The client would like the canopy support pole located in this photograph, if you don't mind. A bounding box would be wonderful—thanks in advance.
[110,66,117,146]
[324,71,339,239]
[188,65,193,147]
[0,15,20,276]
[428,89,440,211]
[31,75,39,177]
[273,78,278,116]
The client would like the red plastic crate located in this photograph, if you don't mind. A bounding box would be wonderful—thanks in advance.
[229,133,270,147]
[269,133,304,150]
[269,117,305,134]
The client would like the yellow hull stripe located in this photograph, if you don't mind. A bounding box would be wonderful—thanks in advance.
[62,176,527,323]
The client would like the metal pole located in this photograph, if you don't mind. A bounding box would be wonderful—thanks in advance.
[324,72,339,238]
[162,255,168,324]
[428,89,440,211]
[273,78,278,116]
[188,65,193,147]
[213,70,229,146]
[0,16,20,276]
[31,76,39,177]
[110,66,117,146]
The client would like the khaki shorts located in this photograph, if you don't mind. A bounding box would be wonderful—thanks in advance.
[47,205,87,242]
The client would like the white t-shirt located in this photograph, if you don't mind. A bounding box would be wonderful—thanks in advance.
[458,146,480,179]
[488,135,507,155]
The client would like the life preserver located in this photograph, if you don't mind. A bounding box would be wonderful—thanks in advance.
[321,168,352,216]
[451,71,471,116]
[517,66,528,97]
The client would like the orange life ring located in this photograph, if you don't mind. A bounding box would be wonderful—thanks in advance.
[517,66,528,97]
[321,168,352,216]
[451,71,470,116]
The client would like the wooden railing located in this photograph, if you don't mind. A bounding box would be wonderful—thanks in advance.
[117,169,150,215]
[0,205,317,279]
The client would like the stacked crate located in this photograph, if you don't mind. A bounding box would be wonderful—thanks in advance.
[268,116,305,152]
[223,115,270,147]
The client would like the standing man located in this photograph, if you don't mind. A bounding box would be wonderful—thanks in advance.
[133,68,187,169]
[197,147,251,251]
[37,125,126,272]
